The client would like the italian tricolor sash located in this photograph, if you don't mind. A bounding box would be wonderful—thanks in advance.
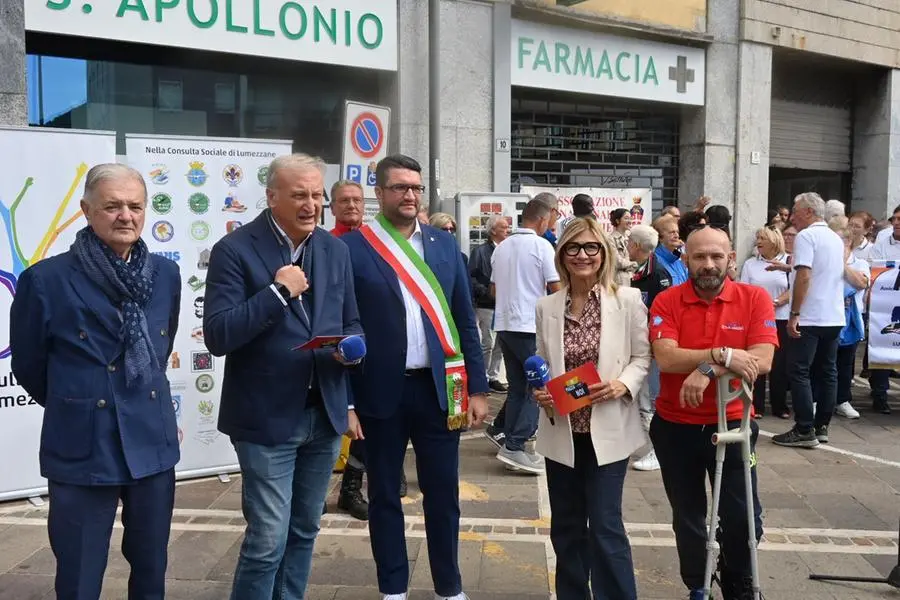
[360,213,469,430]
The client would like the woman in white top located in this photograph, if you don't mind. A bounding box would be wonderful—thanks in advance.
[848,211,874,263]
[609,208,637,287]
[739,226,791,419]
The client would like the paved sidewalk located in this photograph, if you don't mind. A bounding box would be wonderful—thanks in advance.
[0,391,898,599]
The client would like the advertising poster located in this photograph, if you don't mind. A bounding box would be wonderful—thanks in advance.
[455,193,530,256]
[340,101,391,199]
[519,186,652,233]
[0,127,116,501]
[126,134,293,479]
[867,267,900,368]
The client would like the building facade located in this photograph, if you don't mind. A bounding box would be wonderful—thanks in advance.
[2,0,900,259]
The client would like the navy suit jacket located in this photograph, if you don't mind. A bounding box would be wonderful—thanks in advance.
[342,224,489,419]
[203,212,362,445]
[10,250,181,486]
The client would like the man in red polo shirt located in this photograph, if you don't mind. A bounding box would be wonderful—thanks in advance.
[330,180,364,236]
[648,226,777,600]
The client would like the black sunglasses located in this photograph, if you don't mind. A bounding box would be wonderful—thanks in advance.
[562,242,603,257]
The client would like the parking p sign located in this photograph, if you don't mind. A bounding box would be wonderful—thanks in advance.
[341,101,391,199]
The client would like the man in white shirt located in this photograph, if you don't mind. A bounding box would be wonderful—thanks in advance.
[866,205,900,414]
[773,193,846,448]
[491,198,561,474]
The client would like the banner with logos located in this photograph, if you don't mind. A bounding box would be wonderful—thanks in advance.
[519,186,652,233]
[0,127,117,501]
[867,266,900,368]
[126,134,293,479]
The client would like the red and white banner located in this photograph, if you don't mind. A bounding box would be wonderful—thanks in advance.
[519,186,651,233]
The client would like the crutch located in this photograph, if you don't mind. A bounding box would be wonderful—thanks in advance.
[701,377,760,600]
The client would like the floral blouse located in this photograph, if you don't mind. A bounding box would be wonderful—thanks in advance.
[563,284,602,433]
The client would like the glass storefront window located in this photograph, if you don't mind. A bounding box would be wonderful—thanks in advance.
[26,42,384,161]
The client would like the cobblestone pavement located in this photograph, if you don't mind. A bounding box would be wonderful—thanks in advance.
[0,387,898,599]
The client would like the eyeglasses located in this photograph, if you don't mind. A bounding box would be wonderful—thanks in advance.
[442,226,456,233]
[562,242,603,257]
[383,183,426,195]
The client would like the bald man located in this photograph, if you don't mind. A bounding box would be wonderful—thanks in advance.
[648,227,777,600]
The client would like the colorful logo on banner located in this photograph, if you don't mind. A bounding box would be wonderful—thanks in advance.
[867,267,900,368]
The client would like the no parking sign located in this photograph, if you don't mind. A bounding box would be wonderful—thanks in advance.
[341,101,391,199]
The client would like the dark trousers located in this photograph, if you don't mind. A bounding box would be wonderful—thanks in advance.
[347,438,366,468]
[753,319,789,415]
[496,331,539,451]
[650,416,762,592]
[546,435,636,600]
[836,343,858,407]
[359,372,462,596]
[788,325,841,431]
[48,469,175,600]
[869,368,891,400]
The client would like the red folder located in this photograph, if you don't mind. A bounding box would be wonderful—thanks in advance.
[545,362,602,416]
[293,336,347,351]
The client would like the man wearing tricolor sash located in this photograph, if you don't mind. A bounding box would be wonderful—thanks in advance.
[342,155,490,600]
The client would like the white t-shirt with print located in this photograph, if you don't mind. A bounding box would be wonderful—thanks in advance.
[791,222,845,327]
[869,231,900,263]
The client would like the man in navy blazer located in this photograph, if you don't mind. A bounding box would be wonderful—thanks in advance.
[10,164,181,600]
[203,153,363,600]
[342,154,489,600]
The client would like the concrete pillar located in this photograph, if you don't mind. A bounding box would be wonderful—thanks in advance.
[733,43,773,263]
[492,2,512,193]
[394,0,494,210]
[0,0,26,126]
[678,0,739,214]
[852,69,900,221]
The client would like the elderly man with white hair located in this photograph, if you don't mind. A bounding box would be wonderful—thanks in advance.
[773,192,846,449]
[469,215,511,392]
[825,199,846,222]
[627,224,673,471]
[10,163,182,599]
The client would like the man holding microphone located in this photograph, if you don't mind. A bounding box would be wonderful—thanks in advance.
[204,153,364,599]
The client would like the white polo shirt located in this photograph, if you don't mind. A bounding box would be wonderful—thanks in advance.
[739,253,791,320]
[845,254,871,316]
[852,238,873,263]
[791,221,845,327]
[869,231,900,263]
[491,229,559,333]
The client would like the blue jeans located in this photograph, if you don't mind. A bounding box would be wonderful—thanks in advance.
[788,325,841,431]
[546,436,636,600]
[496,331,540,452]
[230,405,341,600]
[638,359,660,417]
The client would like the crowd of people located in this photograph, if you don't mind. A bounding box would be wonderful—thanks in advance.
[8,150,896,600]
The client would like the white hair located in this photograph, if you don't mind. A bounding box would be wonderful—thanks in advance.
[266,153,327,189]
[628,224,659,252]
[486,215,506,233]
[794,192,826,219]
[83,163,147,204]
[825,199,846,221]
[531,192,558,208]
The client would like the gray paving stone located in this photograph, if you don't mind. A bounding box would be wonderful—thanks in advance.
[0,573,53,600]
[408,538,480,591]
[475,541,548,593]
[802,494,892,531]
[173,477,232,509]
[0,526,47,573]
[165,530,242,581]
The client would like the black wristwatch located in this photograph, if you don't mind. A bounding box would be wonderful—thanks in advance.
[697,362,716,381]
[790,311,800,317]
[274,282,291,303]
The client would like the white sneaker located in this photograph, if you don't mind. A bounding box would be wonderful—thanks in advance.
[633,449,660,471]
[435,594,469,600]
[384,594,407,600]
[835,401,860,419]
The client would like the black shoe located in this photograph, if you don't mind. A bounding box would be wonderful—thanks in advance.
[772,426,819,448]
[489,380,508,393]
[814,425,829,444]
[720,573,760,600]
[337,465,369,521]
[873,397,892,414]
[399,470,408,498]
[484,425,505,450]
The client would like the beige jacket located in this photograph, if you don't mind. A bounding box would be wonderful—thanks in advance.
[534,285,651,468]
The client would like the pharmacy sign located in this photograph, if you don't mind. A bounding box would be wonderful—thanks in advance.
[511,19,705,106]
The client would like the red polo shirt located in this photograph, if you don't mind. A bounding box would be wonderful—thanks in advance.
[330,222,356,237]
[649,278,778,425]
